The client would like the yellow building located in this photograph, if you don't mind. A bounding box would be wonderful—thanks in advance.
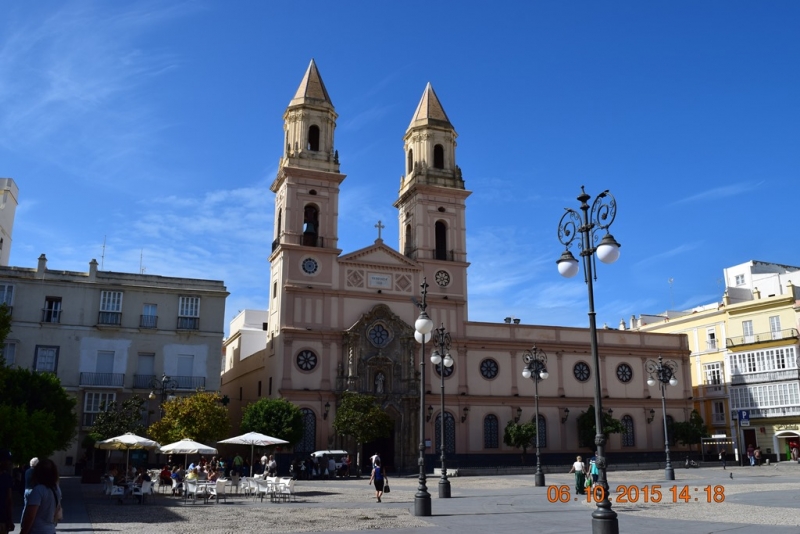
[634,261,800,463]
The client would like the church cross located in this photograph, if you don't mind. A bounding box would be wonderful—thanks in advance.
[375,220,385,240]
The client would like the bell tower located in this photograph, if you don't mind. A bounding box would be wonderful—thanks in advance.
[394,83,471,320]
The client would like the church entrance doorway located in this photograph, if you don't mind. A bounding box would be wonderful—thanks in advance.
[362,428,395,474]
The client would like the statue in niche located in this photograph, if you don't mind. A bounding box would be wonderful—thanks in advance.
[375,372,385,394]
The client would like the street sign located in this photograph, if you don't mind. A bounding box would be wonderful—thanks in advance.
[711,434,726,438]
[738,410,750,426]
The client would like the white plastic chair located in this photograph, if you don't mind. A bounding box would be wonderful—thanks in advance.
[230,473,240,494]
[277,477,295,502]
[208,479,227,504]
[255,478,273,502]
[132,480,151,503]
[184,480,203,504]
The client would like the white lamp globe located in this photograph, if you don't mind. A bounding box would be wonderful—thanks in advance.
[522,368,532,379]
[647,377,656,387]
[596,234,621,264]
[443,354,454,368]
[414,330,431,344]
[557,250,580,278]
[430,351,442,365]
[415,314,434,334]
[669,377,678,386]
[540,370,549,380]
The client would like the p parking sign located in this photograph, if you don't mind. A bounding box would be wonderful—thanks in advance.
[738,410,750,426]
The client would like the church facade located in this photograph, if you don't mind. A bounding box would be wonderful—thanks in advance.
[220,61,691,473]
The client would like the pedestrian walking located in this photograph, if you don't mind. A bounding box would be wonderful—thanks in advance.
[368,459,386,503]
[719,448,726,470]
[568,455,587,495]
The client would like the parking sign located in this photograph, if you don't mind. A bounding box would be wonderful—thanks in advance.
[738,410,750,426]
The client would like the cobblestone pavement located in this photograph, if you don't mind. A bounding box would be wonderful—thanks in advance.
[76,464,800,533]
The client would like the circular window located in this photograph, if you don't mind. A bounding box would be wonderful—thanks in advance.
[435,270,451,287]
[302,258,319,275]
[573,362,590,382]
[616,363,633,383]
[296,350,318,371]
[434,362,455,378]
[480,358,498,380]
[368,324,391,347]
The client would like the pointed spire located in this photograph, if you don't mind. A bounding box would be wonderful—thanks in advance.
[289,59,333,109]
[408,82,452,130]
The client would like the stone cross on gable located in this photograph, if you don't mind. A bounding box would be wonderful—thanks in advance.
[375,220,385,240]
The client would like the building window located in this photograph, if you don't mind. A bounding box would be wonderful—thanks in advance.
[706,328,717,350]
[407,149,413,174]
[99,291,123,325]
[573,362,590,382]
[177,297,200,330]
[302,205,319,247]
[368,324,391,348]
[770,316,782,340]
[435,412,456,454]
[704,362,722,385]
[42,297,62,323]
[433,144,444,169]
[480,359,499,380]
[296,350,318,372]
[434,361,454,378]
[712,401,726,424]
[735,274,745,286]
[268,377,272,396]
[533,414,547,448]
[484,414,499,448]
[742,320,754,343]
[1,342,15,366]
[140,303,157,328]
[616,363,633,383]
[273,282,277,299]
[307,125,320,151]
[83,392,116,427]
[257,380,262,397]
[434,221,447,260]
[296,408,316,453]
[34,346,59,373]
[620,415,635,447]
[0,284,13,307]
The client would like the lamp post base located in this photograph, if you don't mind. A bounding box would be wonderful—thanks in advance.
[591,513,619,534]
[414,494,431,516]
[665,467,675,481]
[534,471,546,487]
[438,478,451,498]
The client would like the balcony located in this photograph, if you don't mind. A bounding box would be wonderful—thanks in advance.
[41,309,61,323]
[746,405,800,418]
[730,369,800,385]
[79,372,125,387]
[703,381,726,396]
[140,315,158,329]
[711,413,727,425]
[98,311,122,326]
[727,328,799,347]
[132,374,156,389]
[177,316,199,330]
[174,375,205,390]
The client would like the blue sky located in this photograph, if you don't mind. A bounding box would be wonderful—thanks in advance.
[1,1,798,334]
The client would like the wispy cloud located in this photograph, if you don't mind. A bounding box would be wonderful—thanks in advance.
[671,182,762,205]
[633,242,701,268]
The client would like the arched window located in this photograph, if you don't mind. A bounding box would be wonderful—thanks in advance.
[276,209,282,240]
[484,414,499,449]
[407,149,413,174]
[404,224,412,256]
[303,205,319,247]
[621,415,635,447]
[533,414,547,448]
[435,411,456,454]
[307,125,320,151]
[434,221,447,260]
[433,144,444,169]
[296,408,316,453]
[665,415,675,446]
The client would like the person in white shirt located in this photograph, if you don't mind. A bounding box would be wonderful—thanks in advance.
[568,455,587,495]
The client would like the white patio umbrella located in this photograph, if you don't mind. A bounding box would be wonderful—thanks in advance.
[95,433,160,479]
[218,431,289,476]
[158,438,218,469]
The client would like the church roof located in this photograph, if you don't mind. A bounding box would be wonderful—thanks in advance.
[288,59,333,109]
[407,82,453,130]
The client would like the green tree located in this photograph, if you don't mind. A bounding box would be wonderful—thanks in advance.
[0,367,77,462]
[0,304,12,365]
[333,392,393,474]
[671,410,709,453]
[240,398,304,446]
[88,395,148,441]
[503,420,538,464]
[148,391,230,445]
[576,405,626,450]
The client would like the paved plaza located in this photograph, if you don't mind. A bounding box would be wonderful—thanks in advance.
[24,463,800,533]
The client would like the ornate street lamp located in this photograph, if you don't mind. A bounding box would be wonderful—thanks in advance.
[413,279,434,516]
[646,355,679,481]
[521,344,549,487]
[557,186,621,534]
[430,324,453,498]
[148,373,178,417]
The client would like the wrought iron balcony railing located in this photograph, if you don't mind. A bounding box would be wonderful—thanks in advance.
[177,316,199,330]
[98,311,122,326]
[140,315,158,328]
[79,372,125,387]
[727,328,799,347]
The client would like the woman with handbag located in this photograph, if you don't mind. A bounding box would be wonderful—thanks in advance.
[368,459,386,503]
[20,459,61,534]
[568,455,587,495]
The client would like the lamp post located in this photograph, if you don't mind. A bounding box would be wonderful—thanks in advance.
[430,324,453,498]
[521,344,549,487]
[646,355,678,481]
[148,373,178,417]
[413,279,434,516]
[556,186,621,534]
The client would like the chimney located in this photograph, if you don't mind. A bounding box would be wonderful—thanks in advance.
[89,259,98,280]
[504,317,512,324]
[513,318,521,324]
[753,287,761,300]
[37,254,47,273]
